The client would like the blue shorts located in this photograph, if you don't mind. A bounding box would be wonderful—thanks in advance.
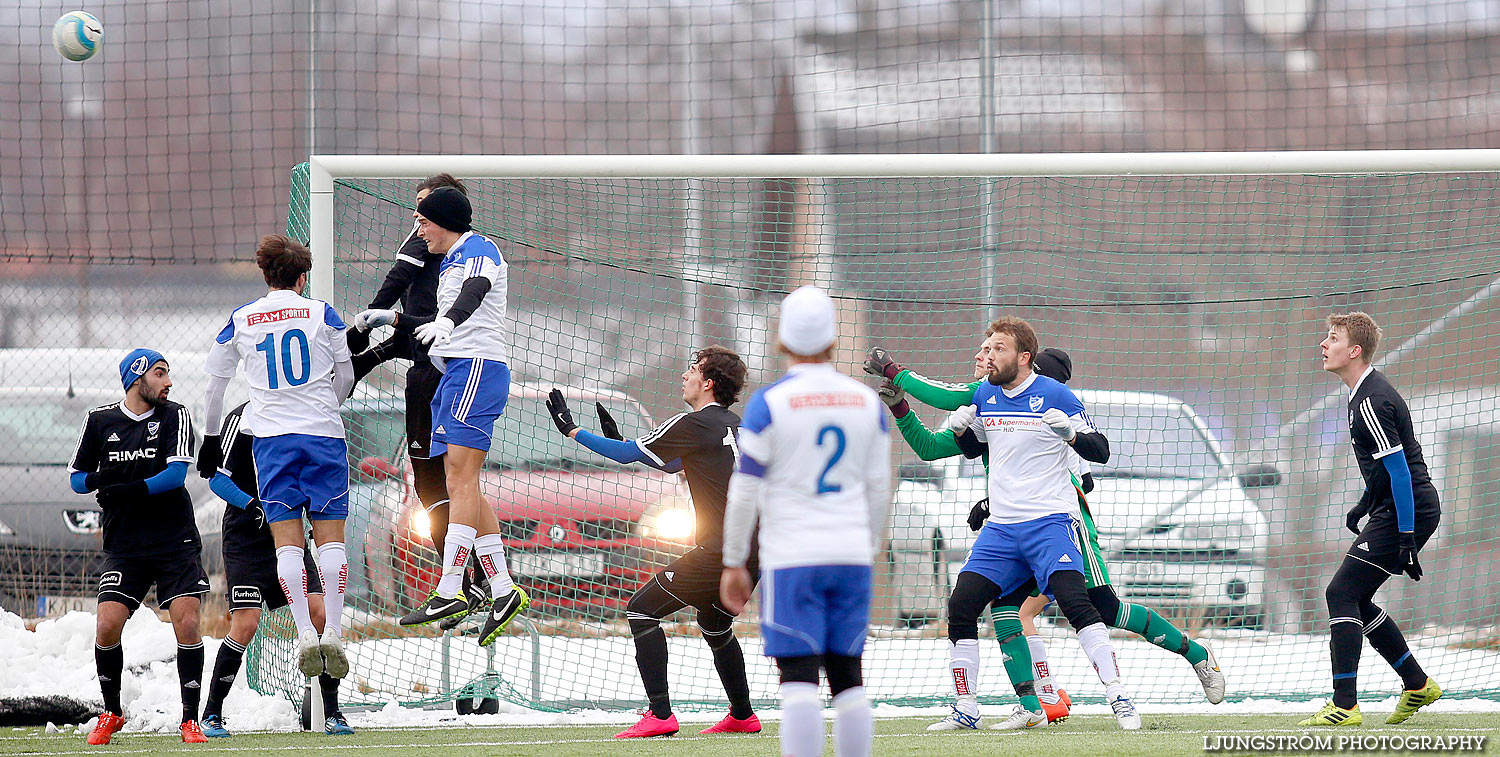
[760,565,872,659]
[430,358,510,456]
[961,513,1084,597]
[251,434,350,524]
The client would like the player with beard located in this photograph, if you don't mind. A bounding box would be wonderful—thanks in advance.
[871,340,1224,725]
[874,319,1139,731]
[69,350,207,744]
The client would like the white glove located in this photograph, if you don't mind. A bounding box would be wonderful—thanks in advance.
[1041,407,1076,442]
[414,316,456,346]
[353,308,397,332]
[942,405,978,433]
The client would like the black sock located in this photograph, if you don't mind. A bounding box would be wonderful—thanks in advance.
[704,630,753,719]
[320,673,341,716]
[178,642,205,723]
[629,617,672,719]
[96,643,124,716]
[1330,622,1362,709]
[203,637,247,719]
[1363,611,1428,690]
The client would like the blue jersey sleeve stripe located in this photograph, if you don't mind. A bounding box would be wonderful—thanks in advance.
[737,454,768,478]
[323,303,347,331]
[215,318,235,344]
[740,389,772,433]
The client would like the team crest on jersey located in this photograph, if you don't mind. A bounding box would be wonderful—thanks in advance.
[1029,396,1044,412]
[147,421,160,438]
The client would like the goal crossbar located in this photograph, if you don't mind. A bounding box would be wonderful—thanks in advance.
[306,149,1500,298]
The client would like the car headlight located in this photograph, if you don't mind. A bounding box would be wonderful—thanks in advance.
[639,495,696,543]
[409,508,432,542]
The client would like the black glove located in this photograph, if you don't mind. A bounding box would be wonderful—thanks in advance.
[96,480,148,508]
[596,403,622,440]
[863,347,903,381]
[967,498,990,532]
[197,436,223,479]
[84,469,124,491]
[1345,503,1371,535]
[1398,532,1422,581]
[346,324,371,355]
[546,389,578,436]
[877,379,910,418]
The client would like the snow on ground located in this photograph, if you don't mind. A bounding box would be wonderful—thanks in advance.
[5,606,1498,735]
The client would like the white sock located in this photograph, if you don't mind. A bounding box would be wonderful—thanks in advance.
[275,546,314,634]
[780,682,824,757]
[315,542,347,636]
[1076,622,1123,686]
[435,523,477,598]
[832,686,872,757]
[472,533,515,597]
[1028,635,1059,704]
[949,639,980,717]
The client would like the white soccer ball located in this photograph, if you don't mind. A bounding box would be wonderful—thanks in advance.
[52,11,102,62]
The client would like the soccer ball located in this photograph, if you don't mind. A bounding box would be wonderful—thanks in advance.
[52,11,102,62]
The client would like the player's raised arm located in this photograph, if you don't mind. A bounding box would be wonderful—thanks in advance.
[546,389,684,473]
[866,346,982,411]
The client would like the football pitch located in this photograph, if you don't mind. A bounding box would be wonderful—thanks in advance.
[3,714,1497,756]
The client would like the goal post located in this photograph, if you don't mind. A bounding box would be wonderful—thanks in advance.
[263,151,1500,713]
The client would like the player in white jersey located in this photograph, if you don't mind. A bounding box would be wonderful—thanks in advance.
[721,286,891,757]
[200,235,356,680]
[357,186,528,645]
[947,317,1138,730]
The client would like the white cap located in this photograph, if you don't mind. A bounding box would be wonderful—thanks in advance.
[778,285,837,356]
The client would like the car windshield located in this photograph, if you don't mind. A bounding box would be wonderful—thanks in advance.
[0,391,121,465]
[1087,402,1225,480]
[487,397,654,472]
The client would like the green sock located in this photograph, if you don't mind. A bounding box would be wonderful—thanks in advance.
[992,607,1041,712]
[1116,602,1209,665]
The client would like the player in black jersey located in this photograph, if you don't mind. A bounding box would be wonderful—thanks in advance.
[545,346,761,739]
[197,402,353,737]
[1301,312,1444,728]
[67,349,208,745]
[345,174,477,628]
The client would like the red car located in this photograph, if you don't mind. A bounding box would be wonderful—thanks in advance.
[354,383,696,617]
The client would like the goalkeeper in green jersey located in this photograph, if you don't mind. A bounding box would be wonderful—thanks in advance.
[867,341,1226,717]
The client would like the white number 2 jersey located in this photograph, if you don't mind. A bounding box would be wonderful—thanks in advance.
[732,363,892,570]
[205,289,350,439]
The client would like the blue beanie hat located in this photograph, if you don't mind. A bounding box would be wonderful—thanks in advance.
[119,348,167,391]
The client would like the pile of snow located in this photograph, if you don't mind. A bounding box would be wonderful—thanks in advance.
[0,607,297,733]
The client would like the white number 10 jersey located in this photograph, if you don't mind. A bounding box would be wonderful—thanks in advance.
[205,289,350,439]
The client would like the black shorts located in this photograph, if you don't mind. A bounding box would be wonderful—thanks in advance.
[405,361,443,460]
[224,543,323,612]
[1348,510,1441,574]
[629,547,757,622]
[98,549,209,611]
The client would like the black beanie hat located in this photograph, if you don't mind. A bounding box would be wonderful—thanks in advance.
[417,186,472,233]
[1033,347,1073,384]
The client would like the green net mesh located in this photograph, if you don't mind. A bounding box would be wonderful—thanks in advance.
[249,164,1500,712]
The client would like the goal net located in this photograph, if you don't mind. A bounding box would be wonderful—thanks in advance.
[252,152,1500,712]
